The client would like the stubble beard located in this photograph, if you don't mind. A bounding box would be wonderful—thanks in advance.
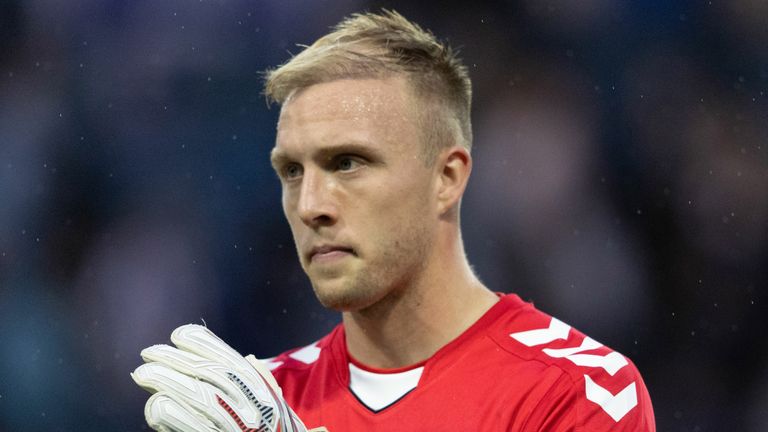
[308,223,432,313]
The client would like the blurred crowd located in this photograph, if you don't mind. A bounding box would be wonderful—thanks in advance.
[1,1,766,430]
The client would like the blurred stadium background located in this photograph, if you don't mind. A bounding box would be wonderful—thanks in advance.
[1,1,766,430]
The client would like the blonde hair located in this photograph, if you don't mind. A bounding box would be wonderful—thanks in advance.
[263,10,473,161]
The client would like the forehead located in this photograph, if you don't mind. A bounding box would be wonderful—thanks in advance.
[281,77,412,121]
[274,77,416,153]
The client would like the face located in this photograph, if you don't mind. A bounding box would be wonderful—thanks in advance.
[271,77,439,311]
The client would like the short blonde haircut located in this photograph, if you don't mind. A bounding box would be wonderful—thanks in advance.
[263,10,473,162]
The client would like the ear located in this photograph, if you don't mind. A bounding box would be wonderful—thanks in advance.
[435,146,472,216]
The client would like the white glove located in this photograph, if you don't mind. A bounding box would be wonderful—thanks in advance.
[132,324,320,432]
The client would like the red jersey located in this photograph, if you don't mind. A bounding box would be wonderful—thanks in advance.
[267,294,655,431]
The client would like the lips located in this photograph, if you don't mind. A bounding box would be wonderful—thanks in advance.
[308,244,355,262]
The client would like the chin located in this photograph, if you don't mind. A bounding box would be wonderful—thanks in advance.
[311,278,385,312]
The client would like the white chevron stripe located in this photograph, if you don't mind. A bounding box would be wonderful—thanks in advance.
[584,375,637,422]
[509,318,571,347]
[262,357,283,371]
[543,336,602,357]
[566,351,628,376]
[289,342,321,364]
[543,336,628,376]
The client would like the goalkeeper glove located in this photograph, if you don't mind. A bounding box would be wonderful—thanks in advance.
[132,324,325,432]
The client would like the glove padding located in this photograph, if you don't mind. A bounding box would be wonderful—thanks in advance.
[132,324,319,432]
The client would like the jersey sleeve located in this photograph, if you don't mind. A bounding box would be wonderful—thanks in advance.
[519,358,655,432]
[498,308,656,432]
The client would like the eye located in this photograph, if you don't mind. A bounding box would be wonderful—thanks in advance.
[282,163,303,179]
[336,156,362,172]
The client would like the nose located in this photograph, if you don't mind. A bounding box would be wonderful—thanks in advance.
[297,169,337,228]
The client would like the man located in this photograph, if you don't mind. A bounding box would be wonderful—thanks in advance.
[133,10,655,431]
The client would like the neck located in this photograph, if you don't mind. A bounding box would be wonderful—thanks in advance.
[342,231,499,369]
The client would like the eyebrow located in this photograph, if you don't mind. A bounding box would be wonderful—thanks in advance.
[269,148,291,170]
[270,142,384,169]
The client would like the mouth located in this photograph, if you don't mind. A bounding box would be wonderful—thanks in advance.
[308,244,356,263]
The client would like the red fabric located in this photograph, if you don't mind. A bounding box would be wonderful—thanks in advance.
[270,294,655,431]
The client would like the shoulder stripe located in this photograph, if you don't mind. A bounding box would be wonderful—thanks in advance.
[508,316,640,422]
[510,317,570,346]
[564,351,628,376]
[289,342,321,364]
[263,357,284,371]
[542,336,602,357]
[543,336,628,376]
[584,375,638,422]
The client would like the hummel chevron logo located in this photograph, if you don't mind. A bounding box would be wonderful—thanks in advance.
[510,317,637,422]
[543,337,628,376]
[584,375,638,422]
[289,342,321,364]
[509,317,570,346]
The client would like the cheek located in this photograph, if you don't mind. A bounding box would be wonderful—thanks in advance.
[363,180,433,236]
[387,176,434,214]
[281,187,301,217]
[281,189,291,212]
[282,195,293,224]
[282,193,303,235]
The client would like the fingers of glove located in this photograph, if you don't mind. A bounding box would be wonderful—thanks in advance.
[132,362,248,431]
[132,361,219,402]
[169,325,275,405]
[144,391,218,432]
[170,324,251,372]
[140,344,241,401]
[140,343,280,428]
